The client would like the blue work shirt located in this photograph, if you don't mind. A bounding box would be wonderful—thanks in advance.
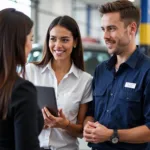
[88,47,150,150]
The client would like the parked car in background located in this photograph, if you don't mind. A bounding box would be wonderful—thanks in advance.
[27,43,110,76]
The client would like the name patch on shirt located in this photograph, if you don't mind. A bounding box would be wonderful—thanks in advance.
[125,82,136,89]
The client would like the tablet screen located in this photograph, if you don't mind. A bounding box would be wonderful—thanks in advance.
[36,86,58,117]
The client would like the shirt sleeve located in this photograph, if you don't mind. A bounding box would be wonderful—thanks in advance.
[143,69,150,128]
[85,70,96,117]
[80,75,93,104]
[11,80,43,150]
[25,63,33,80]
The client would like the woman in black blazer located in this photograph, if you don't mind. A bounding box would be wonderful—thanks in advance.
[0,8,44,150]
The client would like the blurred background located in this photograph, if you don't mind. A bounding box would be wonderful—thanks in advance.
[0,0,149,149]
[0,0,141,45]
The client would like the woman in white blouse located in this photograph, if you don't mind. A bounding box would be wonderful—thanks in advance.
[25,15,93,150]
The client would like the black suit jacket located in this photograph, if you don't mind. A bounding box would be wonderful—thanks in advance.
[0,77,44,150]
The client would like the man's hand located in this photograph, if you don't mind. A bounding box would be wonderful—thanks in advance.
[83,121,113,143]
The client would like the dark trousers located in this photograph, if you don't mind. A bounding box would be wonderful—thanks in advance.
[40,148,51,150]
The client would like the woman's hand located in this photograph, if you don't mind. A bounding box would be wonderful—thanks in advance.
[42,107,69,129]
[43,124,49,129]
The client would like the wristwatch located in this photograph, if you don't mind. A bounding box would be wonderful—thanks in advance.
[110,129,119,144]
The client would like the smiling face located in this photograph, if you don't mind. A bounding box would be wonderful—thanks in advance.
[49,25,76,62]
[101,12,133,55]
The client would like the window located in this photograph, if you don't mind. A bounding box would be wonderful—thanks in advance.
[0,0,31,17]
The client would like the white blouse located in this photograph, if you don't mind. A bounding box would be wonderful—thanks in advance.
[25,61,93,150]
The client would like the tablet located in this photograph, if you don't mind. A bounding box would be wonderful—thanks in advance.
[36,86,58,117]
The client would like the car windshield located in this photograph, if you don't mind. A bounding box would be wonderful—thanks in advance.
[84,50,109,75]
[27,45,110,76]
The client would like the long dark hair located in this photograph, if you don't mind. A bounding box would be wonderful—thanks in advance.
[35,15,84,71]
[0,8,33,119]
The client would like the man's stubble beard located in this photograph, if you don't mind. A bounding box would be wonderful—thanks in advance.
[114,31,131,55]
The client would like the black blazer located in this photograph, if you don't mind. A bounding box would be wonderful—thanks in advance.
[0,77,44,150]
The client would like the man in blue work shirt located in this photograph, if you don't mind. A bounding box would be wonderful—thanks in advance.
[83,0,150,150]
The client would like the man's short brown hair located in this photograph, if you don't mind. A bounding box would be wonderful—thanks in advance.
[99,0,141,31]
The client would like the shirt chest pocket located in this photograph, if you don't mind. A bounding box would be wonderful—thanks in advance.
[93,88,107,114]
[119,90,142,102]
[93,88,106,98]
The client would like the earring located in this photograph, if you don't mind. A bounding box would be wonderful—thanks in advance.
[74,45,76,48]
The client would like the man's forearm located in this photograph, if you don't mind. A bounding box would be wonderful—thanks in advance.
[118,125,150,143]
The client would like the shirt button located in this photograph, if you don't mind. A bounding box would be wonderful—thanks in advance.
[126,97,129,100]
[110,93,113,96]
[107,110,109,112]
